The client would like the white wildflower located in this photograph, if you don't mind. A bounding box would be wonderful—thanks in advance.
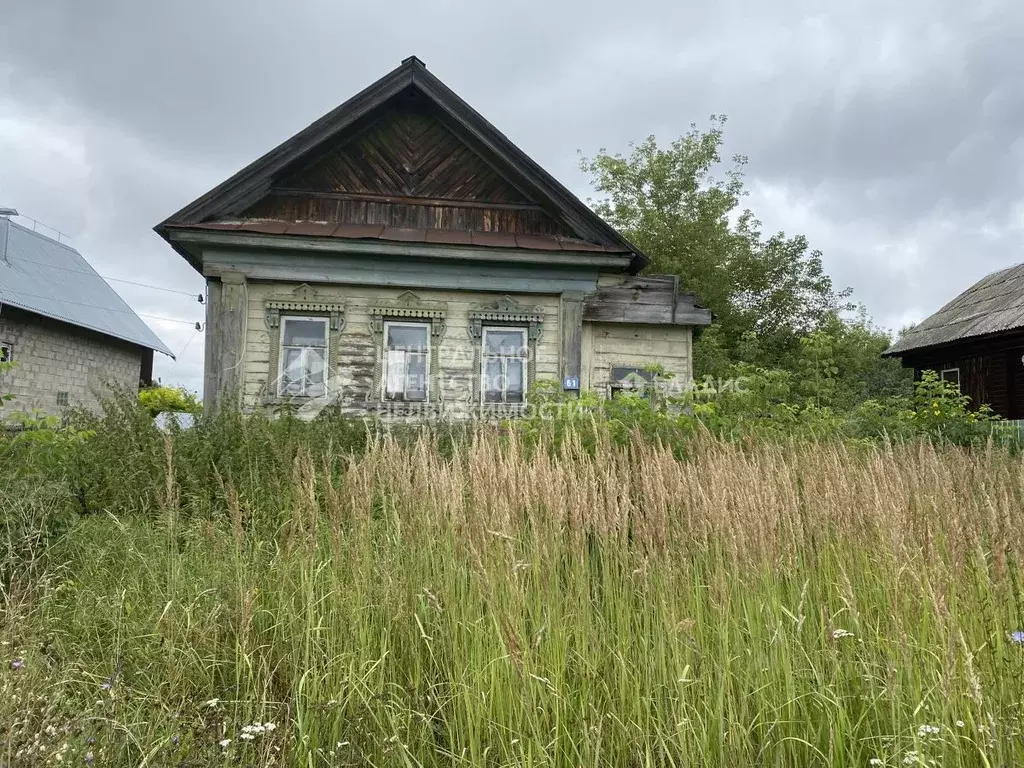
[832,628,855,640]
[955,720,965,728]
[870,760,883,766]
[239,733,255,741]
[902,751,920,765]
[916,724,940,738]
[263,722,277,732]
[203,698,221,708]
[219,739,231,749]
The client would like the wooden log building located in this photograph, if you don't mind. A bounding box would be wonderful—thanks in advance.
[884,262,1024,419]
[155,56,711,418]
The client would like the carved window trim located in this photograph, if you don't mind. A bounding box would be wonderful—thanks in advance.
[262,285,345,403]
[468,296,544,406]
[367,291,447,403]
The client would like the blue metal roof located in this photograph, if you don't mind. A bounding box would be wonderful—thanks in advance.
[0,219,173,356]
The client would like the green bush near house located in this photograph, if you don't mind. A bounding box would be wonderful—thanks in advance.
[138,385,202,417]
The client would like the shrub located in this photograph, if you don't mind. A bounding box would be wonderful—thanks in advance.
[138,385,202,417]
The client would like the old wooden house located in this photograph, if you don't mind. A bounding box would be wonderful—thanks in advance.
[156,56,710,418]
[884,262,1024,418]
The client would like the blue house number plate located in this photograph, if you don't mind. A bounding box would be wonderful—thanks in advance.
[562,376,580,391]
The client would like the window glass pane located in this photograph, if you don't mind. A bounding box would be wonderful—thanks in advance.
[405,354,425,391]
[386,350,407,396]
[281,348,304,394]
[283,319,327,347]
[506,359,524,401]
[387,324,428,350]
[610,366,654,383]
[484,328,527,356]
[406,352,427,399]
[483,358,503,402]
[306,349,325,395]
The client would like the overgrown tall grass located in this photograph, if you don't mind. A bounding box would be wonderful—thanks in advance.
[2,418,1024,766]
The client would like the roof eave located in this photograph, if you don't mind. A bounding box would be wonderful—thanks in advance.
[163,227,635,272]
[883,326,1024,359]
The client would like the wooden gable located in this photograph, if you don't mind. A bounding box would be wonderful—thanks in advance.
[157,56,647,273]
[242,99,575,236]
[279,107,529,202]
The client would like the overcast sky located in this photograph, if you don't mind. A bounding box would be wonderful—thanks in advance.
[1,0,1022,394]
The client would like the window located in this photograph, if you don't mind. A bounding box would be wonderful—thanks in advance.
[609,366,655,398]
[383,321,430,402]
[940,368,961,391]
[278,316,329,397]
[56,391,69,407]
[0,342,10,363]
[481,326,527,403]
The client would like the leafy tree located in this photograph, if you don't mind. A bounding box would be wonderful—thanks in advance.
[580,118,855,377]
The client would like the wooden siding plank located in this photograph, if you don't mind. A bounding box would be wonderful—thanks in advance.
[561,292,584,389]
[204,272,248,411]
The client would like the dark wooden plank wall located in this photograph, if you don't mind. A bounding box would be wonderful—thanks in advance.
[906,333,1024,418]
[241,104,575,237]
[1010,348,1024,420]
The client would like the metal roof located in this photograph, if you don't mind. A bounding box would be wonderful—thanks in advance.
[885,262,1024,356]
[0,219,174,356]
[174,220,630,253]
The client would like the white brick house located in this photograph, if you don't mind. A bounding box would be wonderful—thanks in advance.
[0,214,172,418]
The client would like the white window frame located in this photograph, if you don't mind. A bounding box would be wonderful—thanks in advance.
[277,315,330,398]
[0,342,11,363]
[940,367,961,391]
[480,326,528,404]
[382,320,431,402]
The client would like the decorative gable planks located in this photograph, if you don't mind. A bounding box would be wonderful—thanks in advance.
[242,102,575,236]
[281,108,531,202]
